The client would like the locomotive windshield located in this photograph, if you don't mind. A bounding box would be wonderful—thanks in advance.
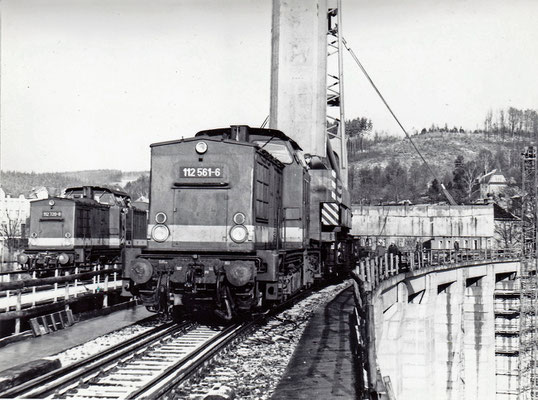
[253,140,293,164]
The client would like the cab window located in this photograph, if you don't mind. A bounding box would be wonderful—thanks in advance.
[97,192,116,205]
[253,140,293,164]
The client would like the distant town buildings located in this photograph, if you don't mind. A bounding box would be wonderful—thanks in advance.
[0,187,31,263]
[0,188,30,231]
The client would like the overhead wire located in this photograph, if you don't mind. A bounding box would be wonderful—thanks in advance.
[341,37,457,205]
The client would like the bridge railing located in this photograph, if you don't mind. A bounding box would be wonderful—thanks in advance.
[350,248,520,398]
[0,264,122,335]
[355,248,519,290]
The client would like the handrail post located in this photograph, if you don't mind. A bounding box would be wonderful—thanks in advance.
[15,289,22,334]
[93,265,97,293]
[103,265,109,308]
[64,270,70,309]
[31,271,36,307]
[74,266,79,298]
[53,268,59,303]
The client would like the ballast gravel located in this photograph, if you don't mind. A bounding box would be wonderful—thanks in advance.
[43,320,157,367]
[176,280,352,400]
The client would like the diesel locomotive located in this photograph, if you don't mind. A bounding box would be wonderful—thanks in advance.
[18,186,147,271]
[124,126,354,320]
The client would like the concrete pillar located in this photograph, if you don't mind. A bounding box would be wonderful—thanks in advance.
[270,0,327,157]
[462,266,496,399]
[433,269,464,399]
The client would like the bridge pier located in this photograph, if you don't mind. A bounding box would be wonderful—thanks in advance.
[355,260,519,400]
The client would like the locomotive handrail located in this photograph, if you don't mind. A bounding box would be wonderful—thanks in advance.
[0,268,121,291]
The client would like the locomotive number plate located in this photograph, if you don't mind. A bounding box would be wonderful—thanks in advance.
[42,211,62,217]
[180,167,223,178]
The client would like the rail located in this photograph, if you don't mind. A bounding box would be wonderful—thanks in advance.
[0,264,122,334]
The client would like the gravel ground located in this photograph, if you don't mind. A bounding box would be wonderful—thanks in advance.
[43,319,158,367]
[176,280,352,400]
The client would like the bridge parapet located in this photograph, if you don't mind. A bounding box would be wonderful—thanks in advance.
[351,251,520,399]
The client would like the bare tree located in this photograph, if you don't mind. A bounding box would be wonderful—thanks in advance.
[460,161,482,201]
[484,109,493,136]
[495,221,520,250]
[477,149,494,175]
[499,109,506,141]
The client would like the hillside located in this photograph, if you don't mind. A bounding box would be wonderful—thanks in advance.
[0,170,149,199]
[350,131,530,175]
[348,130,534,205]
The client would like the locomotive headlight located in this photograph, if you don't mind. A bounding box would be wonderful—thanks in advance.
[229,225,248,243]
[233,212,246,225]
[225,263,253,287]
[58,253,69,265]
[195,141,208,154]
[129,258,153,284]
[151,224,170,242]
[48,199,55,207]
[155,212,167,224]
[17,252,28,265]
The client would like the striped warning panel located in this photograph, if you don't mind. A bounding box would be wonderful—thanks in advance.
[321,202,340,226]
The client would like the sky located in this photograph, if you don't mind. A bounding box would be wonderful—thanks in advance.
[1,0,537,173]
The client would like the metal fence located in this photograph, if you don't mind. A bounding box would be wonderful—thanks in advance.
[0,264,122,334]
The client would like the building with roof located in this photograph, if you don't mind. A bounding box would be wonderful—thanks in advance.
[479,169,508,198]
[0,188,30,264]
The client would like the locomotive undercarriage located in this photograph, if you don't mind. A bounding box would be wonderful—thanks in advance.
[20,248,122,272]
[129,250,316,320]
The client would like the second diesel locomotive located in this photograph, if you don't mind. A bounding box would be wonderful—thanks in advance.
[18,186,147,271]
[125,126,354,319]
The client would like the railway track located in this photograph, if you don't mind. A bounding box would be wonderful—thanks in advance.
[1,289,316,399]
[0,318,252,399]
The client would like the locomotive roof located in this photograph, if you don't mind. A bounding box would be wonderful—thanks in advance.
[65,186,130,198]
[150,126,303,151]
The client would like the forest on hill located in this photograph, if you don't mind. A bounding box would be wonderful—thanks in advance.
[346,106,537,207]
[0,170,149,201]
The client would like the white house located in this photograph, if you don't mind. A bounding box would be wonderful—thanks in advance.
[479,169,507,198]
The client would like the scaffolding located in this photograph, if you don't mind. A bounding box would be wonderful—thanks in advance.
[326,0,347,187]
[519,146,538,399]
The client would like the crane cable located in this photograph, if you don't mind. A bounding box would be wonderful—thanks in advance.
[342,37,457,206]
